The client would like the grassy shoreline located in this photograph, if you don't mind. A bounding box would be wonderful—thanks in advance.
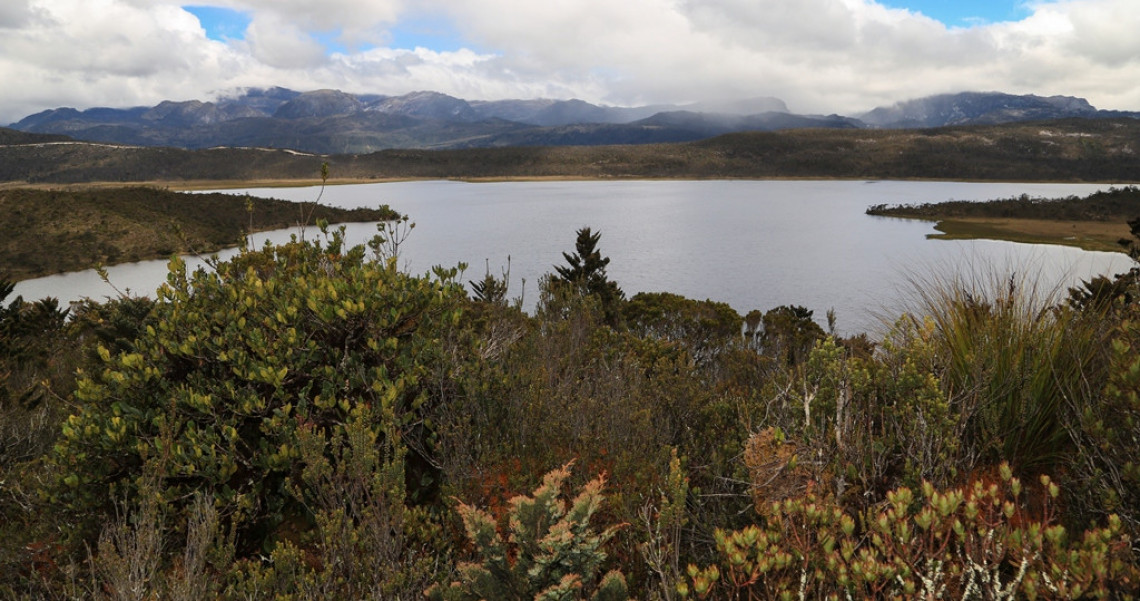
[867,185,1140,254]
[924,217,1129,252]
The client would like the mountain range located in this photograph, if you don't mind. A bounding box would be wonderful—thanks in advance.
[9,89,1140,154]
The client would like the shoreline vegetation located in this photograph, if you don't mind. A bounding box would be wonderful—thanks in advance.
[867,185,1140,253]
[0,187,399,281]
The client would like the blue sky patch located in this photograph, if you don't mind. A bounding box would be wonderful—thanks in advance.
[182,5,468,54]
[184,5,251,42]
[882,0,1030,27]
[313,30,358,55]
[386,16,470,52]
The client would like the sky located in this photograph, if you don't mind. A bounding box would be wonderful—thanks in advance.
[2,0,1140,125]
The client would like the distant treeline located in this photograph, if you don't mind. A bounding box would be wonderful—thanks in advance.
[866,185,1140,221]
[4,118,1140,184]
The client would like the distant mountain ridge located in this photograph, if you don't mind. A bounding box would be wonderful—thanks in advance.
[858,92,1103,128]
[9,89,1139,154]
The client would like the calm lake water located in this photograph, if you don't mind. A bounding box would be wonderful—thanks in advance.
[12,180,1133,335]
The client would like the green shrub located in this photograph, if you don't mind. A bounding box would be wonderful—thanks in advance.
[624,292,742,366]
[0,281,79,597]
[50,227,466,556]
[753,326,959,510]
[1067,317,1140,538]
[551,227,625,327]
[684,465,1137,599]
[428,462,628,601]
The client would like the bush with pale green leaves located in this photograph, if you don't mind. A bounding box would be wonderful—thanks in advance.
[51,226,466,559]
[683,464,1136,600]
[428,462,629,601]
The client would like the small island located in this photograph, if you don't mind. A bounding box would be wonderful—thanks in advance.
[866,185,1140,252]
[0,186,400,281]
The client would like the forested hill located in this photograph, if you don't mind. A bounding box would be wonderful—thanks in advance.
[0,187,398,280]
[867,185,1140,221]
[0,126,71,145]
[3,118,1140,185]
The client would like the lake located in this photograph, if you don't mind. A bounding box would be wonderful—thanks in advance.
[12,180,1133,335]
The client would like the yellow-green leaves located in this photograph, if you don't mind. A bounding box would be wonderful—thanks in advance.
[685,470,1133,599]
[53,230,466,557]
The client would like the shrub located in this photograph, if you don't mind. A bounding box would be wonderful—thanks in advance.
[756,327,959,509]
[757,305,825,366]
[1067,316,1140,538]
[1,281,79,596]
[683,465,1137,599]
[551,227,625,327]
[624,292,742,366]
[428,462,628,601]
[49,227,466,558]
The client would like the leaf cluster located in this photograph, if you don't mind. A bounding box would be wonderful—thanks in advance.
[685,468,1136,599]
[428,462,628,601]
[50,226,463,554]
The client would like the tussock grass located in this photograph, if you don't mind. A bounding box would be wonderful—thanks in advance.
[900,262,1105,477]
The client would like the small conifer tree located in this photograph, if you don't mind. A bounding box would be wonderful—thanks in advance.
[553,227,625,326]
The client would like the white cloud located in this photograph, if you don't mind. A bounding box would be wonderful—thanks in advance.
[0,0,38,28]
[2,0,1140,125]
[243,13,327,68]
[1062,0,1140,66]
[210,0,404,47]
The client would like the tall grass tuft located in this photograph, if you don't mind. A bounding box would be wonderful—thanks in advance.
[902,263,1104,478]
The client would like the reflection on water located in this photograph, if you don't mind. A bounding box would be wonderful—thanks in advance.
[13,180,1134,335]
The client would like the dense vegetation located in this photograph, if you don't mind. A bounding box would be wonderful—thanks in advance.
[0,187,398,280]
[866,186,1140,252]
[867,185,1140,221]
[4,118,1140,184]
[0,128,70,146]
[2,212,1139,599]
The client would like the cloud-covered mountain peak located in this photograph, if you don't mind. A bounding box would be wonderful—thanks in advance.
[367,91,478,122]
[273,89,365,119]
[8,88,1138,154]
[860,92,1099,128]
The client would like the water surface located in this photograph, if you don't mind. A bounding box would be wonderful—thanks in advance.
[13,180,1132,335]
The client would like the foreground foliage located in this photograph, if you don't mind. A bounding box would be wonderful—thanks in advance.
[686,466,1134,599]
[428,462,628,601]
[2,219,1139,599]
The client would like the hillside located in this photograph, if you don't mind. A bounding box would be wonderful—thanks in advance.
[0,127,71,145]
[3,118,1140,185]
[0,187,398,280]
[859,92,1102,128]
